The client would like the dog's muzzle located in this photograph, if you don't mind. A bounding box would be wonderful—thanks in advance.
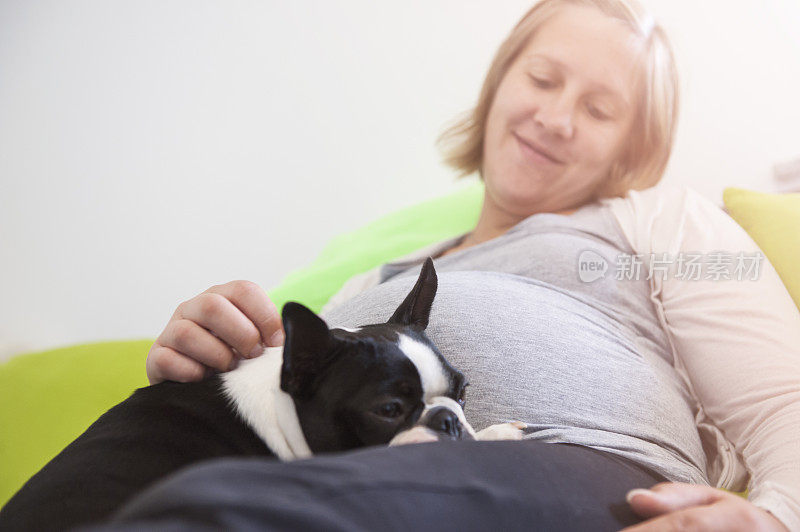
[420,405,468,440]
[389,396,476,446]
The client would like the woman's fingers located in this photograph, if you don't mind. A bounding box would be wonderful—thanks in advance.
[621,501,735,531]
[203,280,285,351]
[622,482,789,532]
[173,293,258,361]
[626,482,726,518]
[146,343,211,385]
[146,280,283,385]
[157,318,238,373]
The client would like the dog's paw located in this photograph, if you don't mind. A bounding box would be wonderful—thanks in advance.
[388,427,440,447]
[474,421,527,441]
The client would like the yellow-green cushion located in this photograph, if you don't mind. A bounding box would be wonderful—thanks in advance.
[723,187,800,311]
[0,340,152,506]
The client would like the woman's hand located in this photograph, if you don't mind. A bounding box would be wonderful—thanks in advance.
[146,281,285,384]
[621,482,789,531]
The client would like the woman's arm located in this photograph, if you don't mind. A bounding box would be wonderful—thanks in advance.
[605,185,800,531]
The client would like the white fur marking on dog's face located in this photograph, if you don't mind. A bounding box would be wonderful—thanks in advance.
[397,334,448,401]
[422,396,476,438]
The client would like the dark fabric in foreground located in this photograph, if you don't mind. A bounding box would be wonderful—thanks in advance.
[84,440,667,532]
[0,377,272,532]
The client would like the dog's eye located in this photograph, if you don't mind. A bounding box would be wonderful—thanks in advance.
[457,384,468,407]
[374,402,403,419]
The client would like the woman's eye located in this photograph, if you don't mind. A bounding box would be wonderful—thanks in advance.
[375,402,403,418]
[588,104,611,120]
[531,76,553,89]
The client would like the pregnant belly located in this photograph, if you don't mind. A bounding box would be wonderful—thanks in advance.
[323,270,693,441]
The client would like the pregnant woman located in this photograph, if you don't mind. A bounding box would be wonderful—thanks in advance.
[139,0,799,530]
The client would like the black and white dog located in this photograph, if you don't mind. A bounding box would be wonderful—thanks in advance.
[0,258,524,530]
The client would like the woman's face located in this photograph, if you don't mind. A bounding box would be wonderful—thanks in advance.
[482,4,645,218]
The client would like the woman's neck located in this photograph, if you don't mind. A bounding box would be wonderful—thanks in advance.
[459,191,577,250]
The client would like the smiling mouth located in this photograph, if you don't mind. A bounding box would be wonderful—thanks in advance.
[513,134,564,165]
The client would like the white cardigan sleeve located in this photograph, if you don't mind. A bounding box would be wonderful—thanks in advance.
[603,185,800,532]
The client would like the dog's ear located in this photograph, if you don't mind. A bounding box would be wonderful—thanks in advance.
[280,302,337,397]
[388,257,438,330]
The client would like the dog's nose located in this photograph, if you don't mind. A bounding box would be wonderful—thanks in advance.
[424,406,462,439]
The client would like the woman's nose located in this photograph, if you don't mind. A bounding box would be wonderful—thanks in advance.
[534,94,575,139]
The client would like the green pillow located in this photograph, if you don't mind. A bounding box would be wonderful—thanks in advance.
[269,181,483,313]
[0,181,484,506]
[723,187,800,312]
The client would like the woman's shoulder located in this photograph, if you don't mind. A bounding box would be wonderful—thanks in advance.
[599,183,718,220]
[598,183,736,255]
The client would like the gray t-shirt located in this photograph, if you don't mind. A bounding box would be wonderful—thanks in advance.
[320,203,709,485]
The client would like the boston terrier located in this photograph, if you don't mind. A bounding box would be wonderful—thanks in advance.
[0,258,524,530]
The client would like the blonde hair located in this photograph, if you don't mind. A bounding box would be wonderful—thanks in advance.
[435,0,680,198]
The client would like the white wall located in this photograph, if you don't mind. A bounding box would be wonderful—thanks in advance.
[1,0,799,360]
